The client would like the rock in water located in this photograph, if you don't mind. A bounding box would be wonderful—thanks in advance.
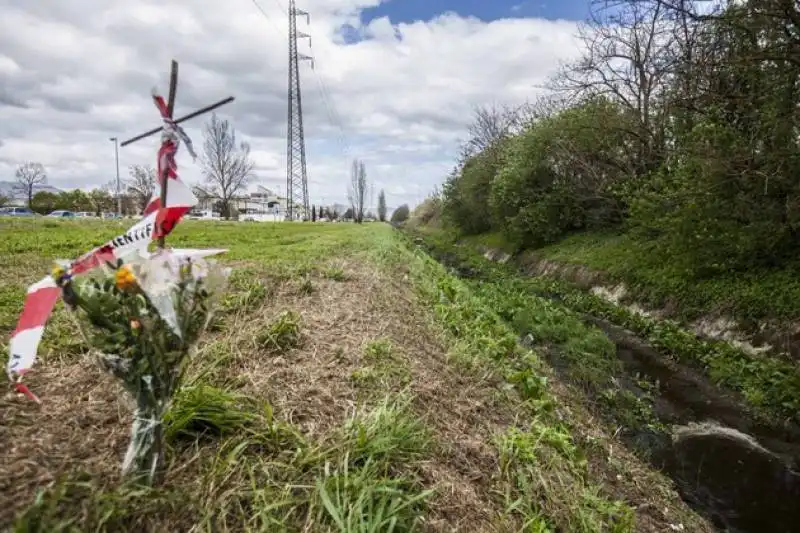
[670,422,800,532]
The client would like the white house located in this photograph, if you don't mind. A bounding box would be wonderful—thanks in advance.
[189,185,305,220]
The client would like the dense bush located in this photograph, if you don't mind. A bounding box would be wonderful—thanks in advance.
[437,0,800,276]
[489,98,631,247]
[440,148,504,235]
[409,196,442,228]
[390,204,410,224]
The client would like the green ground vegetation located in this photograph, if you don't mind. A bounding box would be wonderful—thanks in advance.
[419,0,800,327]
[0,217,708,532]
[413,228,800,428]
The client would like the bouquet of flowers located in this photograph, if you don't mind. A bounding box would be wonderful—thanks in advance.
[50,249,230,484]
[7,79,239,486]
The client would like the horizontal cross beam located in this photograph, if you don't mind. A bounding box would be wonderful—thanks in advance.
[120,96,235,147]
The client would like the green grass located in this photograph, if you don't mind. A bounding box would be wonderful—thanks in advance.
[1,217,708,532]
[351,338,412,393]
[256,310,304,353]
[163,384,264,443]
[370,229,646,532]
[535,231,800,326]
[0,218,368,372]
[13,395,433,533]
[416,227,800,427]
[1,218,437,532]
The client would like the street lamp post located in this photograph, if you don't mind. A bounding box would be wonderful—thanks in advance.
[109,136,121,216]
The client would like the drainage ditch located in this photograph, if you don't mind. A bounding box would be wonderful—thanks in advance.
[415,237,800,533]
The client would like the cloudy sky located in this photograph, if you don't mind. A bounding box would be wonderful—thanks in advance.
[0,0,589,208]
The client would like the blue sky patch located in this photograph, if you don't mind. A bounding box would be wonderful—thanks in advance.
[361,0,591,25]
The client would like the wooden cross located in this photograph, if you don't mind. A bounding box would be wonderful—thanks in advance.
[119,60,235,247]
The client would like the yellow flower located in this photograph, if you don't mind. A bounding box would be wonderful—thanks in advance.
[51,264,71,288]
[51,264,66,280]
[115,265,137,291]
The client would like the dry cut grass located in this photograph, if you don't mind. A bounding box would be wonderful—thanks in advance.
[0,218,713,532]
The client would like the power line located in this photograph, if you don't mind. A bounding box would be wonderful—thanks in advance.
[249,0,354,206]
[268,0,353,157]
[248,0,283,34]
[250,0,351,156]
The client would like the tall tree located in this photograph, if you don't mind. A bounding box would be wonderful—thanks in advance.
[377,189,387,222]
[551,0,675,177]
[311,205,317,221]
[200,113,255,220]
[390,204,410,224]
[89,189,115,216]
[30,191,60,214]
[126,164,157,214]
[14,162,47,207]
[348,159,369,224]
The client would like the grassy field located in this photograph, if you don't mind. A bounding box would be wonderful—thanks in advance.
[462,229,800,327]
[0,218,710,532]
[435,228,800,426]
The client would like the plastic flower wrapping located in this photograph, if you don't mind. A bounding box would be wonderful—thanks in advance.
[49,249,230,482]
[6,83,236,485]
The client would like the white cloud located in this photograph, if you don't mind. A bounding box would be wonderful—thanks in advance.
[0,0,581,208]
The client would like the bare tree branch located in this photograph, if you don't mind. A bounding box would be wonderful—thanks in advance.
[463,103,521,159]
[126,164,156,214]
[548,0,682,176]
[199,113,255,220]
[14,162,47,207]
[347,159,369,224]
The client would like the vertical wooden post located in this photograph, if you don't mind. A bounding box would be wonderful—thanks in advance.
[158,60,179,249]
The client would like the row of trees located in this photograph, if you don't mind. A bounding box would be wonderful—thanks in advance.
[438,0,799,276]
[3,163,161,216]
[5,113,255,218]
[7,115,414,224]
[346,158,409,224]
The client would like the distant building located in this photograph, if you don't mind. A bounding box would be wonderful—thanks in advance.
[0,181,63,206]
[188,185,304,219]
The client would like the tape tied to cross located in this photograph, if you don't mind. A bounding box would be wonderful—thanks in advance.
[5,60,234,401]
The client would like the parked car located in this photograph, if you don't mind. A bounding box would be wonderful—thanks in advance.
[0,206,35,216]
[47,210,76,218]
[102,212,122,219]
[75,211,95,218]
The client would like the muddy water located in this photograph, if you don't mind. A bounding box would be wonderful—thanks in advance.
[414,238,800,533]
[594,318,800,533]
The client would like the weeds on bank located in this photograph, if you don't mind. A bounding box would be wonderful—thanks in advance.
[14,391,434,533]
[535,231,800,326]
[351,339,412,392]
[417,228,800,427]
[371,231,635,532]
[496,423,635,533]
[411,230,662,438]
[521,276,800,425]
[257,310,304,353]
[344,394,433,468]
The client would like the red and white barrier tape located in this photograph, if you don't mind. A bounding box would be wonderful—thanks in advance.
[6,91,203,401]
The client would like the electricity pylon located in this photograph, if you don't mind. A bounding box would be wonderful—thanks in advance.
[286,0,313,220]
